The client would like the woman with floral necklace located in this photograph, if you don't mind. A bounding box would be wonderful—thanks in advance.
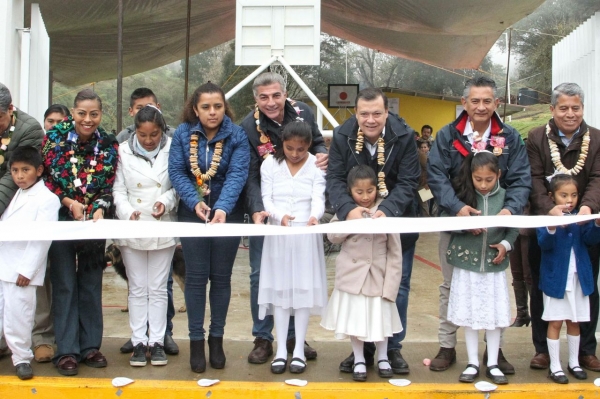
[42,89,119,376]
[169,82,249,373]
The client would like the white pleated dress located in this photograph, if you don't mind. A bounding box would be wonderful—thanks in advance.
[258,154,328,319]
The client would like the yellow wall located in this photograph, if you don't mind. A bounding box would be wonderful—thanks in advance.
[315,93,460,137]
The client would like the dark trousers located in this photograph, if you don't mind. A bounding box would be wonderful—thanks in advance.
[49,240,104,364]
[529,238,600,356]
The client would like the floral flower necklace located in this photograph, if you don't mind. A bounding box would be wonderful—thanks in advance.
[190,133,223,198]
[546,123,589,175]
[66,130,100,194]
[0,114,16,165]
[355,129,388,198]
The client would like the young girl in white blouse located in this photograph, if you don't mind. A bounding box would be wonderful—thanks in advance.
[258,120,327,375]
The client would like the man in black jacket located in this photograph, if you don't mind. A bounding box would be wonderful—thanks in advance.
[326,87,420,375]
[427,76,531,377]
[240,72,328,364]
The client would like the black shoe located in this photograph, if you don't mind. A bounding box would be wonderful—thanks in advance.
[120,339,134,354]
[483,347,515,375]
[289,357,307,374]
[150,343,168,366]
[164,334,179,355]
[352,362,367,382]
[207,335,226,369]
[548,370,569,384]
[485,365,508,385]
[567,365,587,380]
[286,338,317,360]
[248,338,273,364]
[130,343,147,367]
[271,358,287,374]
[459,364,479,383]
[15,363,33,380]
[339,348,375,373]
[387,349,410,374]
[377,360,393,378]
[190,340,206,373]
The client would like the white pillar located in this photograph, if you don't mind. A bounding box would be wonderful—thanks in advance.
[0,0,25,105]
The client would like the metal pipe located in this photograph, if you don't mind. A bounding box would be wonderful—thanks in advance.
[276,56,339,128]
[224,56,277,100]
[116,0,123,131]
[184,0,191,102]
[502,28,512,122]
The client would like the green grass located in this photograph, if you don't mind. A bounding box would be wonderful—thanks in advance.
[506,104,552,138]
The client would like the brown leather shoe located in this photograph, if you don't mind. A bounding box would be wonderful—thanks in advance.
[579,355,600,372]
[286,338,317,360]
[429,347,456,371]
[247,338,273,364]
[34,344,54,363]
[57,355,78,376]
[83,350,107,368]
[530,352,550,369]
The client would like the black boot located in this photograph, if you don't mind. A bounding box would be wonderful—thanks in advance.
[190,340,206,373]
[510,280,531,327]
[208,335,226,369]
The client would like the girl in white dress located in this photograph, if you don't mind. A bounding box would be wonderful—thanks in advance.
[446,151,517,385]
[258,121,327,375]
[321,165,402,382]
[537,175,600,384]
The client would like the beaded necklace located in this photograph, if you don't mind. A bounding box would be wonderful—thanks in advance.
[355,129,388,198]
[0,114,16,165]
[546,123,589,176]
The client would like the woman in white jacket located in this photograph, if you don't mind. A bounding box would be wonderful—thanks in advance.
[113,105,177,367]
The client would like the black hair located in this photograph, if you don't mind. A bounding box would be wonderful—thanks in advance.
[548,174,578,194]
[44,104,70,119]
[356,87,388,109]
[452,151,499,208]
[417,139,431,149]
[129,88,157,107]
[274,120,312,163]
[183,82,234,124]
[134,105,167,133]
[421,125,433,133]
[74,89,102,110]
[9,146,42,169]
[347,164,377,190]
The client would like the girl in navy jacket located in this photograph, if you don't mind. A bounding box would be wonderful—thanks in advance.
[537,174,600,384]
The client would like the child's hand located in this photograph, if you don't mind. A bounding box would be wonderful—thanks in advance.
[467,228,487,236]
[16,274,30,287]
[306,216,318,226]
[252,211,269,224]
[489,243,507,265]
[152,202,165,219]
[130,211,142,220]
[281,215,295,226]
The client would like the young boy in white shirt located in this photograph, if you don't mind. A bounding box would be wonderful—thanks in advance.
[0,146,60,379]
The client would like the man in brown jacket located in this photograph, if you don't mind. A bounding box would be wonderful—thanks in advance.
[527,82,600,372]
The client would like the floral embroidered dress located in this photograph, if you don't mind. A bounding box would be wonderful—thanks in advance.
[42,117,119,221]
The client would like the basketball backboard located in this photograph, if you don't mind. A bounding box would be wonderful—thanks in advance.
[235,0,321,66]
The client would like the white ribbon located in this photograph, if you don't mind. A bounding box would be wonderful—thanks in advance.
[3,214,599,242]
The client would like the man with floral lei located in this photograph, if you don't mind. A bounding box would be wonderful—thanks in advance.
[240,72,328,365]
[427,76,531,375]
[0,83,45,215]
[326,87,420,375]
[526,82,600,374]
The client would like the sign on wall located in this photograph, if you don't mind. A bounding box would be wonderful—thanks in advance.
[328,84,358,108]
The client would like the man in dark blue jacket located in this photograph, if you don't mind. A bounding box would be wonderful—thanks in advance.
[327,87,420,375]
[240,72,328,365]
[427,76,531,375]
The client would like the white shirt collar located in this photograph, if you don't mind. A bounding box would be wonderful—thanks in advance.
[365,127,385,156]
[463,117,491,144]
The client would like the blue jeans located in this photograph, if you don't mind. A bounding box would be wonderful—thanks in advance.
[49,240,104,364]
[388,243,416,351]
[249,235,295,342]
[166,261,175,336]
[179,206,240,341]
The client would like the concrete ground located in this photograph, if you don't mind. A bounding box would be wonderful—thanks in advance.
[1,232,599,390]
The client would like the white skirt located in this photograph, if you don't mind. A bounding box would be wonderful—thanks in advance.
[320,289,402,342]
[448,268,511,330]
[542,274,590,322]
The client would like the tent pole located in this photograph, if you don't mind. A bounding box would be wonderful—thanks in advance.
[184,0,191,102]
[224,56,277,100]
[502,28,512,122]
[116,0,123,132]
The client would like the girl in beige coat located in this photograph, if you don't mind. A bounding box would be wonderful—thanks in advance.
[321,165,402,381]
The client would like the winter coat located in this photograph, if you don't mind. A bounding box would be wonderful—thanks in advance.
[113,136,177,250]
[241,99,327,216]
[0,109,45,215]
[428,111,531,216]
[527,119,600,215]
[326,112,420,250]
[327,199,402,302]
[168,115,249,218]
[446,183,518,273]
